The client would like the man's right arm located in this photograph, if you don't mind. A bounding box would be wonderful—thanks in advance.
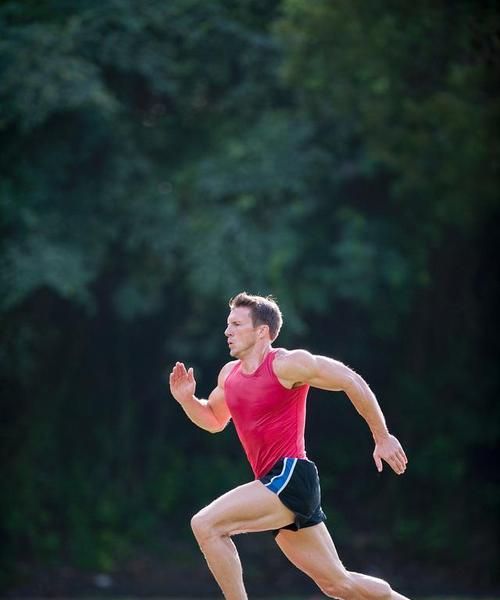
[169,361,233,433]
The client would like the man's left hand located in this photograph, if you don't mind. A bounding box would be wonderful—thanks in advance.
[373,434,408,475]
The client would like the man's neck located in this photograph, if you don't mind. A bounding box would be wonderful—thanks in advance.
[239,343,273,374]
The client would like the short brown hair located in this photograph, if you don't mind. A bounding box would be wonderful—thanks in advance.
[229,292,283,341]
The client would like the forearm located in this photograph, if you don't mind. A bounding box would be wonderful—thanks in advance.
[344,374,389,442]
[177,395,222,433]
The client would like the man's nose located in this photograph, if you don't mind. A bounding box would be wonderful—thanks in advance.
[225,327,231,337]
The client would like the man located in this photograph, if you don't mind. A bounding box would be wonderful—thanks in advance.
[169,292,410,600]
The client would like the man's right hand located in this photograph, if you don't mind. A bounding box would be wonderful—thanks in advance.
[169,362,196,404]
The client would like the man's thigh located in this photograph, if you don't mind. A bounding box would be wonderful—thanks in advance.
[194,480,295,536]
[275,522,347,581]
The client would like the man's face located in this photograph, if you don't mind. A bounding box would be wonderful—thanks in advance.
[225,306,261,358]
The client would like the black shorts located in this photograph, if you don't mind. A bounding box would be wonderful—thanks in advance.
[259,457,327,534]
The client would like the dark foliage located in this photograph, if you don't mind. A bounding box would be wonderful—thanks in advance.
[0,0,499,594]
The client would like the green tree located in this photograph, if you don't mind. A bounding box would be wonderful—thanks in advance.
[0,0,498,593]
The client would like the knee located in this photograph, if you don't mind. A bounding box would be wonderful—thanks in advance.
[190,511,219,544]
[372,580,392,600]
[373,580,392,599]
[191,508,225,544]
[358,575,392,600]
[319,572,392,600]
[319,572,354,599]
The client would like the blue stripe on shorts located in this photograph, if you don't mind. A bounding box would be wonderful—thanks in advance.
[265,457,298,495]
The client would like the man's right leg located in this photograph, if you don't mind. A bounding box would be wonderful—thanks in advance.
[190,480,295,600]
[275,523,411,600]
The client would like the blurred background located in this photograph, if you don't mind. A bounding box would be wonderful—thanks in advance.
[0,0,499,598]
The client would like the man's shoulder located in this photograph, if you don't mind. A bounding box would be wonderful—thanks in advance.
[273,348,315,379]
[274,347,313,364]
[218,360,239,383]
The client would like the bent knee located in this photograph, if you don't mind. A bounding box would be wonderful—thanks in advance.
[370,580,392,600]
[319,572,353,599]
[319,572,392,600]
[190,511,220,543]
[191,512,208,539]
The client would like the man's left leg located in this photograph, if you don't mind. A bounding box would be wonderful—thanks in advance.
[275,522,411,600]
[190,480,295,600]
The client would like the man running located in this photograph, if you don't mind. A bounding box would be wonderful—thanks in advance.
[169,292,410,600]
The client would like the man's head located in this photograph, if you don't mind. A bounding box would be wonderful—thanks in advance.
[225,292,283,358]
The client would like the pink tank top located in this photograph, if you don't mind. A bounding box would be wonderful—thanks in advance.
[224,349,309,478]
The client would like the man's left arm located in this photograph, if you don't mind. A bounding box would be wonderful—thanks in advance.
[274,350,408,475]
